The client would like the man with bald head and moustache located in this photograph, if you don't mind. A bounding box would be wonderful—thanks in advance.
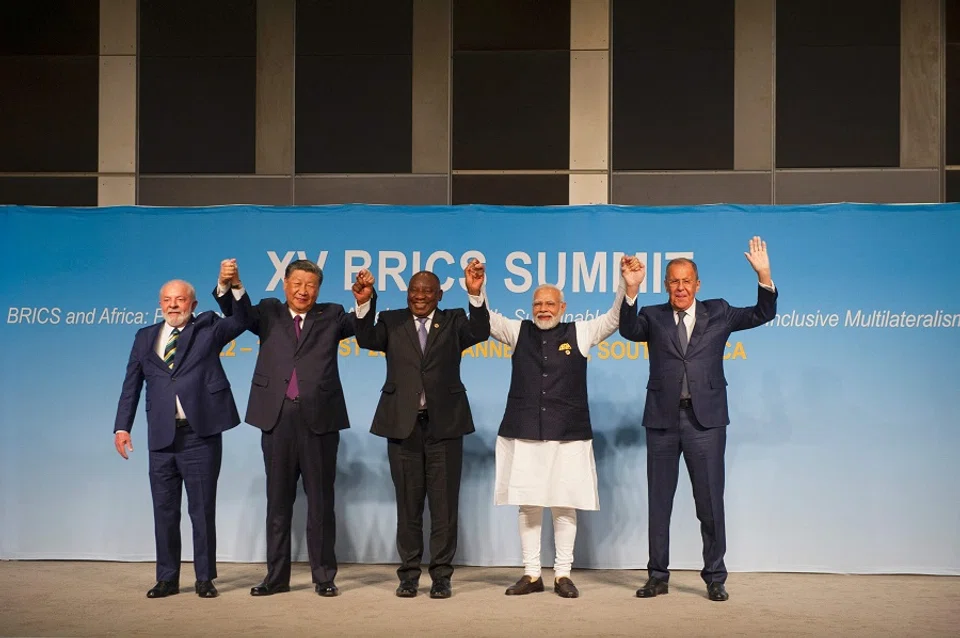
[353,263,489,600]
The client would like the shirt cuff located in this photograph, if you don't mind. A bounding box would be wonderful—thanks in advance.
[468,293,484,307]
[356,300,371,318]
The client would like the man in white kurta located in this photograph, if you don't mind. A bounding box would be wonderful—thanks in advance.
[483,259,628,598]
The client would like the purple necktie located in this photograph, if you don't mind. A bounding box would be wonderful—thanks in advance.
[416,317,428,407]
[285,315,302,400]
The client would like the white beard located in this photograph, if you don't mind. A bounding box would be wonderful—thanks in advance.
[533,315,562,330]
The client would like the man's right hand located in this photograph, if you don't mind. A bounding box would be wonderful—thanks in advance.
[115,431,133,459]
[352,268,375,304]
[219,258,240,287]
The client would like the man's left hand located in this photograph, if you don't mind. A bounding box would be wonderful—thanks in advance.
[465,259,485,295]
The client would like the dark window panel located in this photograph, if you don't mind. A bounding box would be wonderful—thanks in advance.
[0,177,97,206]
[612,49,734,170]
[611,0,734,51]
[453,51,569,170]
[777,0,899,47]
[452,175,568,205]
[296,0,412,55]
[139,57,256,174]
[295,55,412,173]
[0,0,99,55]
[452,0,570,52]
[0,56,99,172]
[139,177,294,206]
[946,170,960,202]
[948,0,960,44]
[139,0,256,57]
[946,44,960,165]
[776,45,899,168]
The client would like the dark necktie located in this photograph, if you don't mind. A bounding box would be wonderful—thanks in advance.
[163,328,180,370]
[285,315,302,400]
[678,311,690,398]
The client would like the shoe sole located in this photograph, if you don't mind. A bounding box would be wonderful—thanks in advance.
[504,587,544,595]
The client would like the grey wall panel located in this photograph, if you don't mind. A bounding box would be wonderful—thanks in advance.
[138,176,293,205]
[774,169,940,204]
[611,171,772,205]
[295,175,448,205]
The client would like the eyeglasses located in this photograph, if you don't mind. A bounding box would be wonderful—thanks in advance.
[665,278,696,288]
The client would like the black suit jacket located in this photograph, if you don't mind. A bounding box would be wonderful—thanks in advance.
[215,292,355,434]
[355,291,490,440]
[619,285,778,429]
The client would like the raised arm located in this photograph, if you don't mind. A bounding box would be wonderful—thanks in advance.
[458,259,491,349]
[619,254,650,342]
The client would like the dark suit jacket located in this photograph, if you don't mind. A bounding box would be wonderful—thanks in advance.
[215,292,355,434]
[114,292,252,451]
[355,292,490,440]
[619,286,778,429]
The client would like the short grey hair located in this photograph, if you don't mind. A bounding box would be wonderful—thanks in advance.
[533,284,564,302]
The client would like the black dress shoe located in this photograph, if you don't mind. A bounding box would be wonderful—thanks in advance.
[554,577,580,599]
[429,577,452,599]
[636,576,669,598]
[195,580,218,598]
[395,580,419,598]
[707,582,729,602]
[146,580,179,598]
[315,581,340,597]
[504,575,545,596]
[250,582,291,597]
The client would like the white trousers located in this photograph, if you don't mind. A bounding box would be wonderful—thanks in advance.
[518,505,577,579]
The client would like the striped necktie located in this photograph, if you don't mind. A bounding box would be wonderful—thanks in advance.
[164,328,180,370]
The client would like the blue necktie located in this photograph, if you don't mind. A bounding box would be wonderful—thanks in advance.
[678,311,690,398]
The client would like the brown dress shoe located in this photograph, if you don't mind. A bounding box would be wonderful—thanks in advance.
[504,575,545,596]
[554,577,579,598]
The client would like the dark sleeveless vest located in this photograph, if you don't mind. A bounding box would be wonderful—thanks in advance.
[497,321,592,441]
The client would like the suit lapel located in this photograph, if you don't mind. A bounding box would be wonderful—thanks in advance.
[687,302,709,354]
[146,323,168,371]
[297,305,323,353]
[423,309,447,357]
[662,305,683,356]
[404,311,422,358]
[171,316,198,371]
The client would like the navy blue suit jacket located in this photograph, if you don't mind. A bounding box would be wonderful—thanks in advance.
[114,292,252,450]
[619,286,778,429]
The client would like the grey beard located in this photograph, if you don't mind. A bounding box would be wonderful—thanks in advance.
[533,315,562,330]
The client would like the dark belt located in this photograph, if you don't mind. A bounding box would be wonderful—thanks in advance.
[678,398,693,410]
[417,409,429,421]
[175,418,189,428]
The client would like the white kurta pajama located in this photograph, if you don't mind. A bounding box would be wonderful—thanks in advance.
[487,284,625,579]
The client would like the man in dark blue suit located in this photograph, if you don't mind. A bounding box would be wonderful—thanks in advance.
[114,264,251,599]
[620,237,777,602]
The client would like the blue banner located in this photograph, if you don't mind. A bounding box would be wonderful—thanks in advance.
[1,203,958,575]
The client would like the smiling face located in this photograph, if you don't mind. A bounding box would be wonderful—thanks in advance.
[664,260,701,312]
[407,272,442,318]
[532,286,566,330]
[159,280,197,328]
[283,268,320,313]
